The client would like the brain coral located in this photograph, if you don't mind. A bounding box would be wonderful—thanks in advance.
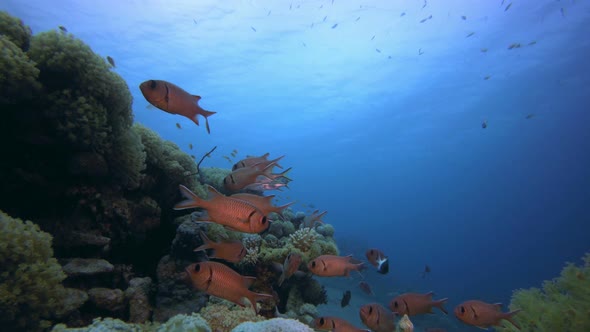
[0,210,67,331]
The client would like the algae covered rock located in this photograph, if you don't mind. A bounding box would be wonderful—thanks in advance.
[0,210,67,331]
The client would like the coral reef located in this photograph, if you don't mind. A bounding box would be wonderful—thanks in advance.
[0,210,67,331]
[231,318,314,332]
[496,252,590,332]
[51,313,211,331]
[0,11,32,50]
[0,11,341,331]
[200,300,265,332]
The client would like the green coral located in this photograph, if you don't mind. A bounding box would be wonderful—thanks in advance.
[200,167,231,192]
[0,34,41,103]
[134,124,206,198]
[0,10,32,50]
[108,129,147,190]
[0,210,67,331]
[496,252,590,332]
[27,30,133,152]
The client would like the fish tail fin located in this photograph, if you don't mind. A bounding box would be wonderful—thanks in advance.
[268,155,285,169]
[273,167,292,181]
[200,107,216,135]
[193,231,213,252]
[274,201,296,217]
[247,291,274,314]
[173,185,203,210]
[505,309,522,330]
[436,298,449,315]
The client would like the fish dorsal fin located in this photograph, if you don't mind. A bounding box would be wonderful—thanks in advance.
[493,303,503,311]
[192,95,201,102]
[264,195,275,203]
[426,291,434,299]
[207,185,223,198]
[260,152,270,159]
[242,276,256,288]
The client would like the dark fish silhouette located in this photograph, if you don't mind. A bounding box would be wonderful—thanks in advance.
[482,120,488,129]
[422,264,431,278]
[341,290,351,307]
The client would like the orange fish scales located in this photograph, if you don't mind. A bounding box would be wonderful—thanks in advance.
[174,185,268,233]
[186,261,272,313]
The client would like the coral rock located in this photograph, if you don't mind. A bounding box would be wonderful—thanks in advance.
[88,288,125,313]
[231,318,314,332]
[125,277,153,323]
[54,288,89,319]
[62,258,114,277]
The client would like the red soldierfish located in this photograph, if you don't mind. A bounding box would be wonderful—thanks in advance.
[230,193,294,219]
[313,316,370,332]
[454,300,521,330]
[193,231,246,263]
[308,255,365,277]
[277,252,302,286]
[359,303,396,332]
[365,248,389,274]
[173,185,269,233]
[301,210,327,228]
[185,261,272,313]
[232,153,283,171]
[139,79,216,133]
[390,292,448,316]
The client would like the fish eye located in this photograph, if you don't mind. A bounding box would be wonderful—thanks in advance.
[460,306,465,314]
[319,318,324,325]
[194,264,200,272]
[370,250,374,254]
[261,216,267,224]
[369,306,373,314]
[393,301,398,308]
[311,261,316,268]
[150,80,156,89]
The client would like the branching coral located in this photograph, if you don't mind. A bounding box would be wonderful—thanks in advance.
[288,227,318,253]
[240,234,262,266]
[496,252,590,332]
[0,210,67,331]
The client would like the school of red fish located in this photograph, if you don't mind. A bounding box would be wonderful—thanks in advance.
[152,144,522,330]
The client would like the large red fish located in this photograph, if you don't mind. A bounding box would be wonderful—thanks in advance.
[224,163,291,192]
[301,209,327,228]
[454,300,521,330]
[313,316,370,332]
[173,185,269,233]
[359,303,396,332]
[185,261,272,313]
[390,292,448,316]
[308,255,365,277]
[230,193,294,219]
[193,231,246,263]
[232,153,284,171]
[139,79,216,133]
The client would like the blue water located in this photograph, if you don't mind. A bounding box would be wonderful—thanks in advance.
[3,0,590,330]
